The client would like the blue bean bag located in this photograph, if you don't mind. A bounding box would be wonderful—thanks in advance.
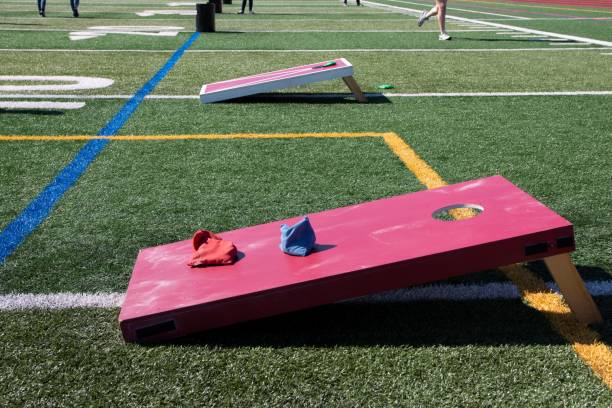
[279,216,316,256]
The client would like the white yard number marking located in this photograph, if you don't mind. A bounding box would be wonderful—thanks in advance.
[69,26,183,41]
[0,76,114,110]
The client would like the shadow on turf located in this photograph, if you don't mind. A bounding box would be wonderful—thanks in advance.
[155,300,576,348]
[142,264,611,348]
[0,109,64,116]
[225,93,391,104]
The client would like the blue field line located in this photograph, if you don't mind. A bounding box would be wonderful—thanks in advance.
[0,32,201,265]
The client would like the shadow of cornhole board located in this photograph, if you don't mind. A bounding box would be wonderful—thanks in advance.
[119,175,602,343]
[199,58,367,103]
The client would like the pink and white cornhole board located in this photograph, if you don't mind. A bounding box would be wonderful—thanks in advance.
[199,58,367,103]
[119,175,601,343]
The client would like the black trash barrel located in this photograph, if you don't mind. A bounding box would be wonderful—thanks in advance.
[210,0,222,13]
[196,3,215,32]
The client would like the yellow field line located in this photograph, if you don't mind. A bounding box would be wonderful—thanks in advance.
[383,131,612,389]
[501,264,612,388]
[0,132,388,141]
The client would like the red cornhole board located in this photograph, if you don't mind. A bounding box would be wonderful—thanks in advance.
[199,58,367,103]
[119,175,601,343]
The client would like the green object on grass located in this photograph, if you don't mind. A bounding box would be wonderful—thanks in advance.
[314,61,337,68]
[377,84,395,89]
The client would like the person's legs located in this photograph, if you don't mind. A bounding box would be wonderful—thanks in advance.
[71,0,79,17]
[248,0,253,12]
[436,0,447,35]
[37,0,46,16]
[238,0,247,13]
[417,3,437,27]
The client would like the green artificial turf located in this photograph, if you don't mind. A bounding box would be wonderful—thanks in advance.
[189,31,598,50]
[503,19,612,42]
[158,50,612,94]
[0,101,125,134]
[0,137,419,293]
[0,31,193,51]
[1,306,611,407]
[121,96,612,274]
[0,142,85,228]
[1,0,611,404]
[1,53,173,95]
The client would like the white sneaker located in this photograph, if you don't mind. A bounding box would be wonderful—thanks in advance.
[417,11,428,27]
[439,32,451,41]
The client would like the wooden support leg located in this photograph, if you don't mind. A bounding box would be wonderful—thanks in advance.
[342,76,367,103]
[543,253,603,325]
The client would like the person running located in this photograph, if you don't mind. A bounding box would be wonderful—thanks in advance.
[417,0,451,41]
[237,0,254,14]
[343,0,362,6]
[38,0,80,17]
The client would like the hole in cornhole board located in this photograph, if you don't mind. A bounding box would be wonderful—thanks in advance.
[432,204,484,221]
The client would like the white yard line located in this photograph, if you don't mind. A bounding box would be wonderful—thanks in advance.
[0,101,85,109]
[227,29,499,32]
[380,91,612,97]
[1,280,610,310]
[382,0,531,20]
[362,0,612,47]
[0,28,499,33]
[1,91,610,101]
[551,42,591,46]
[0,47,604,53]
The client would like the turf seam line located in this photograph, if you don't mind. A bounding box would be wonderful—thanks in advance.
[0,32,200,265]
[382,131,612,389]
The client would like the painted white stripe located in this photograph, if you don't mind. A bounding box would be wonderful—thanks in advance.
[0,47,604,53]
[382,91,612,97]
[0,101,85,109]
[0,76,114,92]
[511,34,547,38]
[224,29,499,33]
[0,292,125,310]
[1,281,610,310]
[0,27,500,33]
[551,43,591,46]
[137,9,390,16]
[382,0,531,20]
[0,94,133,100]
[363,0,612,47]
[2,91,610,101]
[349,280,612,303]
